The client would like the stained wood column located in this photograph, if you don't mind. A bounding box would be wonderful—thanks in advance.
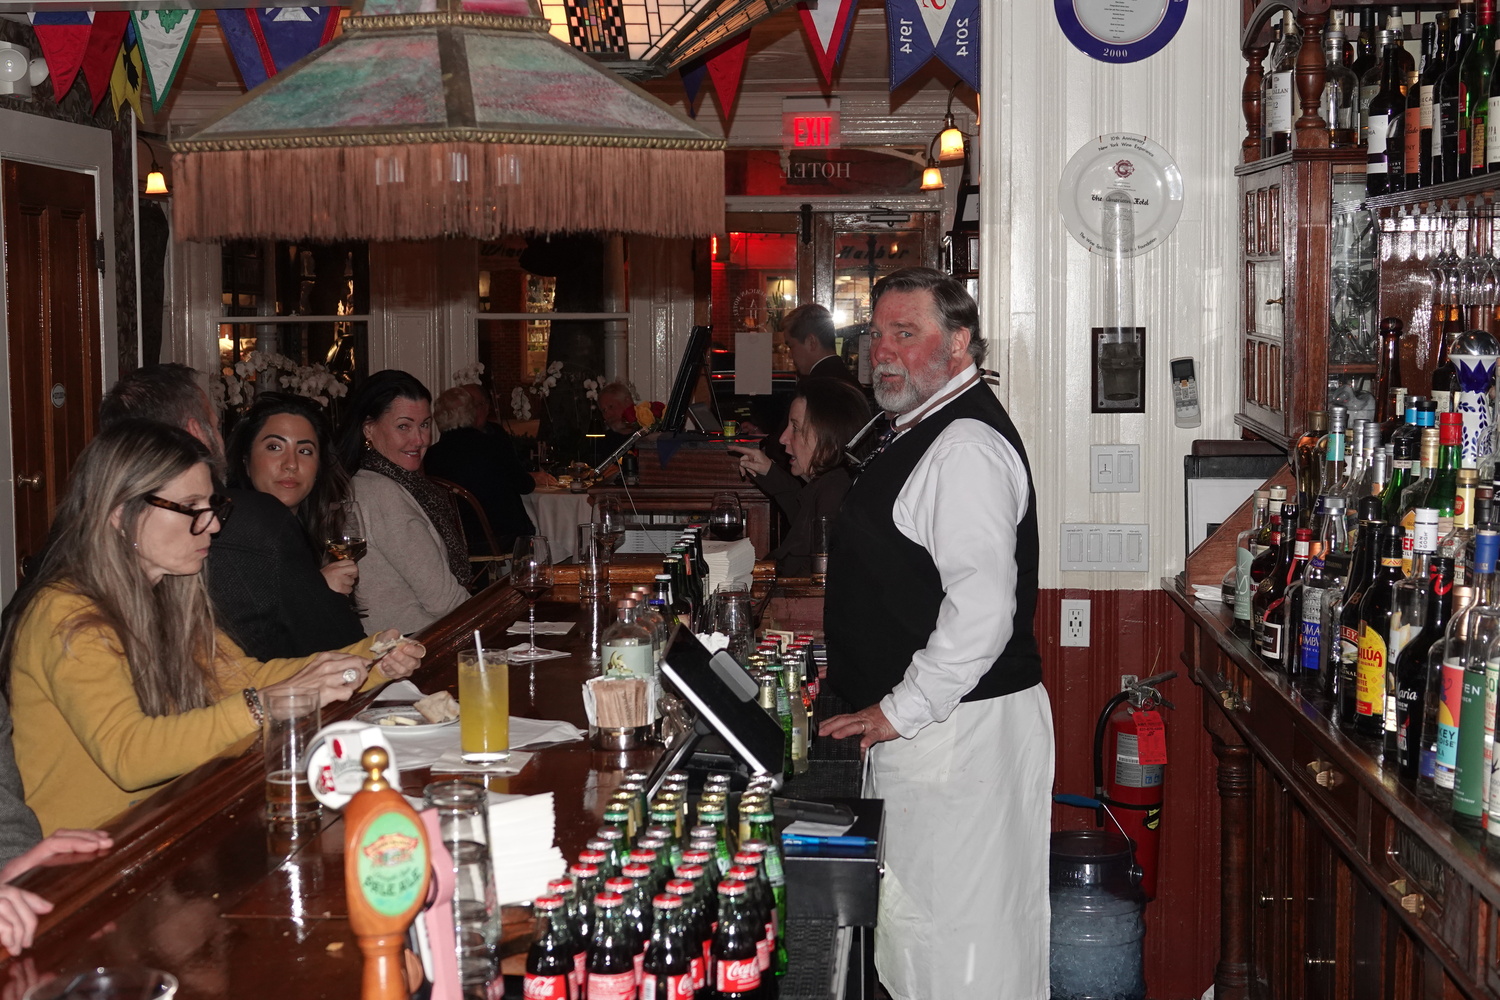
[1243,44,1269,162]
[1208,709,1253,1000]
[1294,10,1331,149]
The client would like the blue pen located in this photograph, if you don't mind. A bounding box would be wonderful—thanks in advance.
[782,834,874,848]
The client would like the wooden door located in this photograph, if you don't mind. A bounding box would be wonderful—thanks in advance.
[2,160,101,577]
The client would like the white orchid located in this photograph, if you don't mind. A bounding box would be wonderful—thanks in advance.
[452,362,485,386]
[218,350,346,411]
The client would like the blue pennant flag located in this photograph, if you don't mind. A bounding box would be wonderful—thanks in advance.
[217,7,338,91]
[886,0,979,93]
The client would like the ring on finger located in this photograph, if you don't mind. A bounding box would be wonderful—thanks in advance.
[341,667,361,685]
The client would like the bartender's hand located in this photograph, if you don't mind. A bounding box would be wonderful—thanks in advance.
[726,444,772,479]
[819,705,900,751]
[320,558,359,595]
[370,629,425,681]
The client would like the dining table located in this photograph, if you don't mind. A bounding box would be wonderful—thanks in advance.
[521,487,594,562]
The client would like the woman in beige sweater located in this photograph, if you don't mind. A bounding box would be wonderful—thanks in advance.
[0,420,424,833]
[339,371,471,634]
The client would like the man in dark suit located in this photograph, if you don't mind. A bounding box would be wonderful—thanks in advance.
[99,364,365,660]
[784,304,859,384]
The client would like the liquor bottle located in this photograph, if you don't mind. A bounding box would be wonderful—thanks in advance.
[586,891,638,1000]
[1264,11,1300,156]
[1438,2,1478,183]
[1251,500,1295,652]
[1362,12,1413,144]
[1406,20,1436,184]
[1356,525,1408,740]
[670,543,702,612]
[1390,508,1442,752]
[1376,318,1406,423]
[1452,607,1496,827]
[641,894,693,1000]
[1433,336,1461,411]
[1256,527,1312,668]
[1443,469,1482,583]
[525,894,578,1000]
[1370,38,1410,195]
[1383,432,1420,524]
[653,574,686,631]
[1391,397,1433,461]
[1399,427,1443,571]
[1335,496,1388,710]
[631,588,667,666]
[600,599,653,680]
[1359,445,1391,503]
[712,880,762,999]
[1463,0,1499,176]
[1299,524,1348,688]
[1249,490,1288,594]
[1397,556,1457,780]
[1422,16,1451,182]
[1427,413,1465,537]
[1295,412,1329,514]
[1431,531,1499,805]
[1352,7,1380,84]
[1321,407,1350,497]
[1324,25,1362,148]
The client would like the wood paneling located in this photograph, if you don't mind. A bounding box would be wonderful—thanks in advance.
[1037,588,1220,1000]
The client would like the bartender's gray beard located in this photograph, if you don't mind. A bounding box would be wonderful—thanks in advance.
[872,349,952,414]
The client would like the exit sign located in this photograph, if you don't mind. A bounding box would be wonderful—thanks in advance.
[781,97,841,149]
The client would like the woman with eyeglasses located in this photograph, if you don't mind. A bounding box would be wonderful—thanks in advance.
[216,392,365,660]
[0,419,424,834]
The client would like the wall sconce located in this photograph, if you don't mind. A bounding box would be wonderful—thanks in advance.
[931,86,970,165]
[920,158,944,191]
[139,134,169,196]
[0,42,47,99]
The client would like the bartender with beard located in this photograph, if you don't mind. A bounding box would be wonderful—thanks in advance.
[819,268,1054,1000]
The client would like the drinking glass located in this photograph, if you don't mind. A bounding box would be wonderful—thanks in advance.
[327,499,368,562]
[457,649,510,762]
[423,780,500,987]
[24,968,178,1000]
[262,688,321,822]
[713,585,754,659]
[511,536,553,659]
[709,492,744,541]
[594,495,626,554]
[576,522,610,601]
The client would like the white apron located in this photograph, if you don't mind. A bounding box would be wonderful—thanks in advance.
[866,685,1054,1000]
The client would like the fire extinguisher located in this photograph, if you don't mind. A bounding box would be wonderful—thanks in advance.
[1093,670,1176,900]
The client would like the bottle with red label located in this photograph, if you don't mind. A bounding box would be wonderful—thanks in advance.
[525,894,577,1000]
[726,864,771,974]
[642,893,695,1000]
[586,891,638,1000]
[603,875,647,987]
[664,878,709,992]
[549,876,589,998]
[713,880,762,999]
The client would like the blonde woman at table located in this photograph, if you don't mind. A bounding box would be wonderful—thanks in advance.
[338,371,472,634]
[0,420,424,834]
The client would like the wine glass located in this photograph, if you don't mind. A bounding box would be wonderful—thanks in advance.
[594,495,626,554]
[709,493,744,541]
[327,499,367,562]
[511,535,553,660]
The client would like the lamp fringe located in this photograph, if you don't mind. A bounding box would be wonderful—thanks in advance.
[171,142,724,241]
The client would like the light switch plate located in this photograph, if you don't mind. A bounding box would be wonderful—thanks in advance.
[1059,523,1150,572]
[1090,445,1141,493]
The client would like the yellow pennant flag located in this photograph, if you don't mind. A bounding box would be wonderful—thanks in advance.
[110,31,143,122]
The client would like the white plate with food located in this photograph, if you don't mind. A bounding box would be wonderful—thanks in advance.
[356,700,458,731]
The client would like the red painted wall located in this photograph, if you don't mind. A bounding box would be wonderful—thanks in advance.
[1037,588,1217,1000]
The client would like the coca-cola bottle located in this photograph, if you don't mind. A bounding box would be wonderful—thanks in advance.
[642,893,694,1000]
[602,875,646,986]
[548,876,589,998]
[712,880,763,999]
[664,877,709,993]
[525,894,578,1000]
[586,891,638,1000]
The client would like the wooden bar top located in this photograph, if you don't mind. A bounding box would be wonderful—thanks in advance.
[0,584,658,998]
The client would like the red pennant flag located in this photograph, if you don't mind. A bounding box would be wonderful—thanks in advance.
[81,11,130,110]
[27,12,92,100]
[704,32,751,122]
[797,0,858,87]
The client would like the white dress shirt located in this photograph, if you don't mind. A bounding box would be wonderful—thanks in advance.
[877,365,1032,738]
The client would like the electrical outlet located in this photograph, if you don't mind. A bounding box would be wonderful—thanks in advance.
[1060,599,1091,647]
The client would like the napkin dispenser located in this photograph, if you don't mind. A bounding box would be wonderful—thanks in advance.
[782,797,884,927]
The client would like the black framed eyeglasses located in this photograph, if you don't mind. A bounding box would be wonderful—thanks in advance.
[144,494,234,535]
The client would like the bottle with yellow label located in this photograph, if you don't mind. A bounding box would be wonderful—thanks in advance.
[1356,525,1408,741]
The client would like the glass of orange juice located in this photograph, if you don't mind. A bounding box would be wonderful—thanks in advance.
[457,649,510,762]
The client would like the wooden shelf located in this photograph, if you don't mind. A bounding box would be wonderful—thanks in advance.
[1362,171,1500,213]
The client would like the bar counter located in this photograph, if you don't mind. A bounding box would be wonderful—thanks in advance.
[0,581,855,998]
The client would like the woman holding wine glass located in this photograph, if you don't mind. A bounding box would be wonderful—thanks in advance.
[217,392,366,660]
[339,371,472,635]
[511,536,553,660]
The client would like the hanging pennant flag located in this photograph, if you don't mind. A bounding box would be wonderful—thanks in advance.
[703,32,751,123]
[132,9,201,112]
[81,11,130,111]
[680,60,707,118]
[110,20,145,122]
[886,0,979,93]
[217,7,339,91]
[797,0,858,88]
[27,11,92,101]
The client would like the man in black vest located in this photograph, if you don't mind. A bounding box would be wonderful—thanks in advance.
[820,268,1054,1000]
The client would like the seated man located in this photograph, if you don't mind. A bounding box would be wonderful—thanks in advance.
[425,386,538,556]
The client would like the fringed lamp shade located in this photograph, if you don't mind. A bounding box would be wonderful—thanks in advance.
[170,0,725,242]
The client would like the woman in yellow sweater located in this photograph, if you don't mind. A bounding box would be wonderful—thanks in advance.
[0,419,424,833]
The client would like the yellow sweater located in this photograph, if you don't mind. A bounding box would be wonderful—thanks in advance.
[11,586,380,834]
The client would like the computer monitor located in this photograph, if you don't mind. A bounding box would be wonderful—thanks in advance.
[660,325,713,434]
[655,625,784,792]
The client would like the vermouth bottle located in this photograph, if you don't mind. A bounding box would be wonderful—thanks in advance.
[1355,524,1407,741]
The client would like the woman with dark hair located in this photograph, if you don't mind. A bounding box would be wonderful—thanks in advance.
[339,370,471,633]
[213,393,365,658]
[0,419,423,833]
[728,378,871,576]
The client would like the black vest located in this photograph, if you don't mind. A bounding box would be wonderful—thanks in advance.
[824,382,1041,710]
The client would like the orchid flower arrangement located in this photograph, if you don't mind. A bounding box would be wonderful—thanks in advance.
[217,350,348,410]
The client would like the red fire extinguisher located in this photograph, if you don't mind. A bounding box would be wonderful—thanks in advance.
[1093,671,1175,900]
